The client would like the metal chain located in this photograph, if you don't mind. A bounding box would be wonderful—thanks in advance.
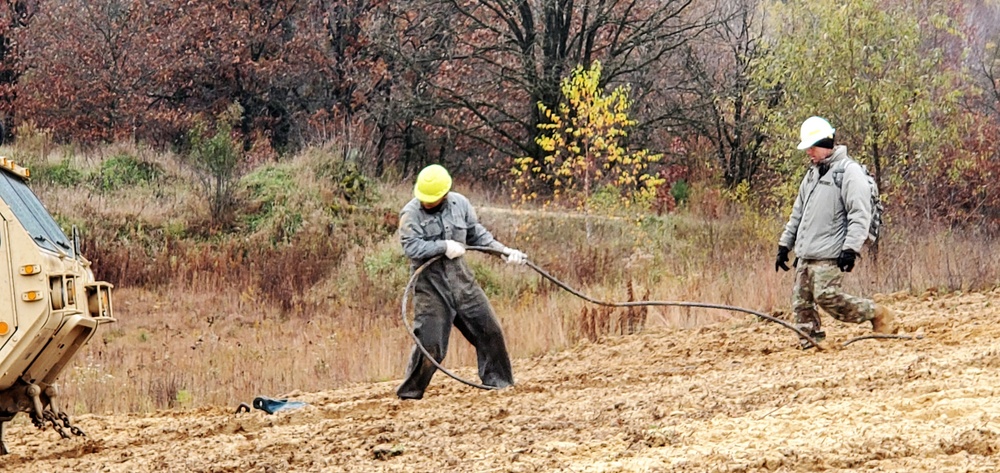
[31,410,86,439]
[42,411,70,439]
[58,411,86,437]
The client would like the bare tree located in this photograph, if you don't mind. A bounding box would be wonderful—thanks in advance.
[966,1,1000,121]
[668,0,777,188]
[388,0,711,176]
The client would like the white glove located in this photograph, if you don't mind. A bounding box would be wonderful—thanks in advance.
[444,240,466,259]
[505,248,528,265]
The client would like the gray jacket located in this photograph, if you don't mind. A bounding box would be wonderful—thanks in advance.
[399,192,506,265]
[778,146,872,259]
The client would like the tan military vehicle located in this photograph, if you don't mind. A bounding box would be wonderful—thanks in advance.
[0,158,114,454]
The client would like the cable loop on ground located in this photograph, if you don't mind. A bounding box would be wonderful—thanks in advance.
[402,246,832,390]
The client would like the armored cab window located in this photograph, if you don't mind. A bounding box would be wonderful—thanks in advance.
[0,171,74,258]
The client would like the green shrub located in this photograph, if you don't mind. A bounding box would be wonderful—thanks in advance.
[96,154,162,191]
[35,159,84,187]
[362,248,410,298]
[670,179,690,205]
[314,158,375,207]
[186,103,245,224]
[240,166,297,234]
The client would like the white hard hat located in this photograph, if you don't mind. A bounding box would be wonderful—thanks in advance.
[797,116,836,150]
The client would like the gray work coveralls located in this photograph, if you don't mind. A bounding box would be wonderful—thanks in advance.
[396,192,514,399]
[779,146,876,333]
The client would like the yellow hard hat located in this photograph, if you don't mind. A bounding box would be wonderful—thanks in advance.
[797,116,836,150]
[413,164,452,203]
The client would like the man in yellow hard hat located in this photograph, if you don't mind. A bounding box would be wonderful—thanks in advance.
[775,116,897,349]
[396,164,528,399]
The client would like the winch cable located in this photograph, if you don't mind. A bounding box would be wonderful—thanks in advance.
[401,246,828,391]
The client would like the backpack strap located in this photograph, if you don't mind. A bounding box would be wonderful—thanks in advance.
[831,157,862,189]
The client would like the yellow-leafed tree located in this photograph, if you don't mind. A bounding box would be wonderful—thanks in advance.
[512,61,664,214]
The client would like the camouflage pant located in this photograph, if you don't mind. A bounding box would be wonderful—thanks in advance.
[792,259,875,333]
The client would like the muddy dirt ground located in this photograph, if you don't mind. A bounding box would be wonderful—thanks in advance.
[2,290,1000,472]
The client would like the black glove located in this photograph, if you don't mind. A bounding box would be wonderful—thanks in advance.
[775,245,791,272]
[837,249,857,272]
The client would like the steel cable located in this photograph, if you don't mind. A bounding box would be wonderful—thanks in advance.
[401,246,828,391]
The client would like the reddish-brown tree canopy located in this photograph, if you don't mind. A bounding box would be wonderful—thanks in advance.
[3,0,1000,229]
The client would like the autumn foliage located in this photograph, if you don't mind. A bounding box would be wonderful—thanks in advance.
[513,61,664,212]
[0,0,996,230]
[12,0,390,152]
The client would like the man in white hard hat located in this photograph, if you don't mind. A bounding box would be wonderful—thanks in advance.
[775,116,897,349]
[395,164,528,399]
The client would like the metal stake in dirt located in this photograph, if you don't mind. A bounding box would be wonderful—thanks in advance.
[400,246,829,391]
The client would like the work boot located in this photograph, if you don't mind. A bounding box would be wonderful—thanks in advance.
[798,330,826,350]
[396,390,424,400]
[871,305,898,334]
[396,383,426,400]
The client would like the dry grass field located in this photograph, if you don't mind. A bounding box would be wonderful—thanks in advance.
[43,201,1000,417]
